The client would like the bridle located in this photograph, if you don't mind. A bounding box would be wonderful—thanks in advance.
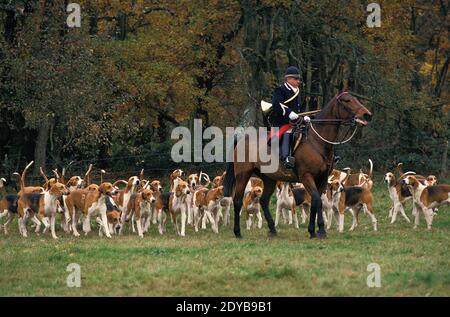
[304,92,362,145]
[310,92,359,126]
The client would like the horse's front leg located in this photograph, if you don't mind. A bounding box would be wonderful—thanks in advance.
[302,173,326,239]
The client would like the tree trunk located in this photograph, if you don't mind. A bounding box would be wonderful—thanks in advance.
[434,56,449,98]
[33,120,49,176]
[310,39,322,110]
[4,10,17,43]
[441,140,448,178]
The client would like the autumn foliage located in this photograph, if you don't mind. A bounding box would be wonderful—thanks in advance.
[0,0,448,180]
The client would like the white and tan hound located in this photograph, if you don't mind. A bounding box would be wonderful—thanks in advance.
[242,186,263,230]
[402,175,450,229]
[330,180,377,232]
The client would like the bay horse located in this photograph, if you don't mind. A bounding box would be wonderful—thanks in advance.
[223,91,372,239]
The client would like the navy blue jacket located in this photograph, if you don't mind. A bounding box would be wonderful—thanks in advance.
[270,83,303,127]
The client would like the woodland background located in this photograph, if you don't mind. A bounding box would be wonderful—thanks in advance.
[0,0,449,184]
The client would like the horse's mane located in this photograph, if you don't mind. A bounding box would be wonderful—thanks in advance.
[314,96,337,120]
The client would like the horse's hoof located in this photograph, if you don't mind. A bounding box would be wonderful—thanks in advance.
[235,234,243,239]
[309,232,317,239]
[268,231,277,238]
[317,231,327,239]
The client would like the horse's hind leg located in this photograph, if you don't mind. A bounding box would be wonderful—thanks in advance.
[260,176,277,237]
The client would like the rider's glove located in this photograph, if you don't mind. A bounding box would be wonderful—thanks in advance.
[303,115,311,123]
[289,112,299,121]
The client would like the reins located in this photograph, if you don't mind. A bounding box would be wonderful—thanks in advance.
[297,92,360,145]
[309,123,358,145]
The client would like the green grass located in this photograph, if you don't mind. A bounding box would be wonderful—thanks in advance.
[0,181,449,296]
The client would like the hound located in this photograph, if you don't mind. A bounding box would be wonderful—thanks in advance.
[192,187,209,232]
[244,177,264,194]
[402,175,450,229]
[97,210,121,237]
[96,196,122,237]
[169,169,185,192]
[383,172,414,224]
[425,175,438,186]
[214,172,233,226]
[291,184,312,226]
[186,173,199,226]
[344,160,374,190]
[328,168,349,183]
[39,167,67,232]
[275,182,297,227]
[425,175,439,215]
[65,176,84,192]
[115,175,141,235]
[155,191,172,235]
[12,162,44,237]
[145,180,163,227]
[64,182,118,238]
[127,188,156,238]
[330,180,377,232]
[212,172,225,188]
[190,173,212,231]
[275,182,311,228]
[49,168,84,233]
[275,182,295,227]
[323,183,334,230]
[15,167,68,239]
[201,186,224,233]
[0,178,18,235]
[0,194,18,235]
[167,179,191,236]
[242,186,263,230]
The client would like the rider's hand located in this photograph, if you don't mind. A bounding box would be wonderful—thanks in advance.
[303,115,311,123]
[289,112,299,121]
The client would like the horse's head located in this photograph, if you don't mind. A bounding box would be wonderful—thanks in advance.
[335,92,372,126]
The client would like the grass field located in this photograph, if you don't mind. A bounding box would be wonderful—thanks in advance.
[0,178,449,296]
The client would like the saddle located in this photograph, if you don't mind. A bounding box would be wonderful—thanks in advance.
[267,119,309,173]
[267,119,309,153]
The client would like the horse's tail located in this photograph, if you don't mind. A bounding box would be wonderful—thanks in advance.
[223,161,235,198]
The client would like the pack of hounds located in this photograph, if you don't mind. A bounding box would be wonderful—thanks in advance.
[0,160,449,239]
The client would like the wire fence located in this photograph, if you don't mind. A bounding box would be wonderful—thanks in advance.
[0,150,230,191]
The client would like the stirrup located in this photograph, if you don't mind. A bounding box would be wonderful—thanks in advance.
[334,155,341,164]
[284,156,295,169]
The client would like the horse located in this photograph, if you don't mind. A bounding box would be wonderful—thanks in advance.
[222,91,373,239]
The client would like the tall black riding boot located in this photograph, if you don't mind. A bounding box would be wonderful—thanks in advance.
[280,133,294,169]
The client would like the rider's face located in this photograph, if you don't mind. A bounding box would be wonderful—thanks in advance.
[286,77,301,88]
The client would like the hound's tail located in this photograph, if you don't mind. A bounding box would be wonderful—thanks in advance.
[13,161,34,192]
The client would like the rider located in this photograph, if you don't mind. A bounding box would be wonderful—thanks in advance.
[271,66,310,169]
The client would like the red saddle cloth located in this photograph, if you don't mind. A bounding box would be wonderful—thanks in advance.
[268,123,291,142]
